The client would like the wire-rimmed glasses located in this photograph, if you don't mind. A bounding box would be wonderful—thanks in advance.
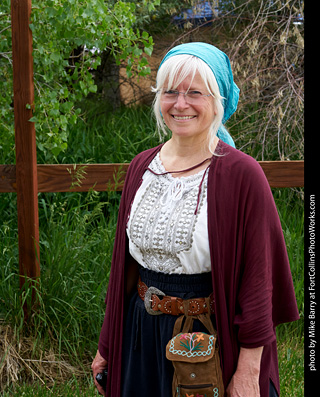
[160,89,212,104]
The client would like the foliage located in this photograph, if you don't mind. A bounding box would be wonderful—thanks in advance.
[1,189,119,357]
[55,104,161,164]
[2,0,304,162]
[0,0,14,162]
[0,333,305,395]
[0,0,159,162]
[0,105,304,393]
[0,186,304,394]
[216,0,304,160]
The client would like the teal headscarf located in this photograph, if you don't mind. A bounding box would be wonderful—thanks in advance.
[159,42,239,148]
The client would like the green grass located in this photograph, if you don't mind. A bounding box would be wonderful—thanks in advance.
[274,188,304,395]
[1,339,304,396]
[278,337,304,396]
[2,190,119,353]
[53,104,162,164]
[0,104,304,395]
[1,377,97,396]
[273,188,304,340]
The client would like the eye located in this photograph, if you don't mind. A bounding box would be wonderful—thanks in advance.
[187,90,202,98]
[164,89,178,95]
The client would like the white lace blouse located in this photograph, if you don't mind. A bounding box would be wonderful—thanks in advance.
[126,153,211,274]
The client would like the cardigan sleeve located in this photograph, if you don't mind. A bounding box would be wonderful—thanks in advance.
[97,146,163,397]
[233,158,299,348]
[208,142,299,390]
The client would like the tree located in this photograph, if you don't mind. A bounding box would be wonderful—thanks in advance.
[226,0,304,160]
[0,0,159,162]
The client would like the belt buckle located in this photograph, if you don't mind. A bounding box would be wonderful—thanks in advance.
[144,286,165,315]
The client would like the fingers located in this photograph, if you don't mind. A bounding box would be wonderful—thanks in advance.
[92,350,108,396]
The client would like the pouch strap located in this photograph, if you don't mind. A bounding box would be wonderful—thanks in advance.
[172,312,215,338]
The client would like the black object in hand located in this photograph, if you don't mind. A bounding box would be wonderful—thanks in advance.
[96,369,108,391]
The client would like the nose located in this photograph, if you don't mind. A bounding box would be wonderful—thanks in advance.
[174,92,189,109]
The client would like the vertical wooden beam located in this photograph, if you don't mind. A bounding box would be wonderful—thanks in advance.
[11,0,40,291]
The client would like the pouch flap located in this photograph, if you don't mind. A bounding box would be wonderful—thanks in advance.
[166,332,216,363]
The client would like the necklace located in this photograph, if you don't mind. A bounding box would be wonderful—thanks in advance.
[147,157,212,215]
[147,156,211,176]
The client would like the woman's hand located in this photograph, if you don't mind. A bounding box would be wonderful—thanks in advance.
[226,369,260,396]
[92,350,108,396]
[226,346,263,397]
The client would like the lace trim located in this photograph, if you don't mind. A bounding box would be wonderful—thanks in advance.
[128,156,208,274]
[149,153,208,185]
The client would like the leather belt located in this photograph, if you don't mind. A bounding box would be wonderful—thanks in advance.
[137,277,215,316]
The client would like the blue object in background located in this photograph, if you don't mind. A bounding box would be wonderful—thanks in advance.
[173,1,218,28]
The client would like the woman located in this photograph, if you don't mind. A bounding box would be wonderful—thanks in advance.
[92,42,299,397]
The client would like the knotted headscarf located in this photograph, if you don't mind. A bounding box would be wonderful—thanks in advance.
[159,42,239,148]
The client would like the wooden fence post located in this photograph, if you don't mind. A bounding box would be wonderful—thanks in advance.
[11,0,40,293]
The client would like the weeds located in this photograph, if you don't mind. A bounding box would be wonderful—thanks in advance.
[0,188,119,392]
[1,183,304,394]
[52,105,161,165]
[0,103,304,394]
[1,27,304,393]
[226,0,304,161]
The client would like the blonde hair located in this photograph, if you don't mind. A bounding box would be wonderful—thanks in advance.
[152,54,225,154]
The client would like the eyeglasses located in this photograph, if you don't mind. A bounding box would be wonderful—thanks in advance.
[160,89,212,104]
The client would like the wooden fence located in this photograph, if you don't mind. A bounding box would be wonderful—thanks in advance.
[0,161,304,193]
[0,157,305,296]
[2,1,304,301]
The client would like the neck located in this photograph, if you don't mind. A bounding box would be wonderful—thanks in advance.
[159,136,218,175]
[162,135,218,160]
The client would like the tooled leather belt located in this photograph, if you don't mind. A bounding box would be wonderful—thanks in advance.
[137,277,215,316]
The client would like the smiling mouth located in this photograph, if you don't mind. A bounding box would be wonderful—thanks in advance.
[172,115,196,120]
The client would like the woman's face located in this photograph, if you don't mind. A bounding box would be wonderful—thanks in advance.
[160,71,216,143]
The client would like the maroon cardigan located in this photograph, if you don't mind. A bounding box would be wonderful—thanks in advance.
[98,141,299,396]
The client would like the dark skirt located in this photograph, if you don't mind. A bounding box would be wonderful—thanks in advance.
[121,266,278,397]
[121,266,214,397]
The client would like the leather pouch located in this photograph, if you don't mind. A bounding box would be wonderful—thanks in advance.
[166,314,224,397]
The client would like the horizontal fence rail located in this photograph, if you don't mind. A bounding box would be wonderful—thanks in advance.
[0,160,304,193]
